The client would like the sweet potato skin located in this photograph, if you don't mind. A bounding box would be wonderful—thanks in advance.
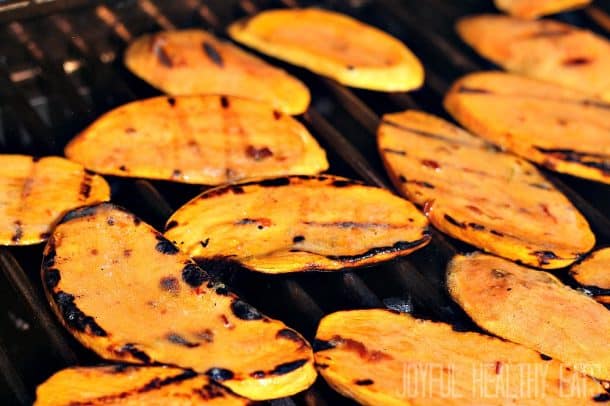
[35,365,250,406]
[315,309,606,405]
[494,0,592,19]
[41,203,316,400]
[65,95,328,185]
[378,110,594,269]
[447,253,610,381]
[457,15,610,101]
[124,29,309,115]
[444,71,610,184]
[164,175,430,274]
[228,8,424,92]
[0,155,109,246]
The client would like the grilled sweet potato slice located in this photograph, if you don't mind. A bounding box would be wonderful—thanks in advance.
[444,71,610,184]
[65,95,328,185]
[571,248,610,304]
[41,203,316,400]
[315,309,606,405]
[35,365,250,406]
[228,8,424,92]
[494,0,591,19]
[124,29,309,115]
[378,110,594,269]
[447,252,610,381]
[0,155,109,246]
[164,175,430,274]
[457,15,610,101]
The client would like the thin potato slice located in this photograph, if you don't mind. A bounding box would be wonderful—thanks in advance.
[42,203,316,400]
[315,309,606,406]
[164,175,430,274]
[378,110,594,269]
[228,8,424,92]
[494,0,592,19]
[0,155,109,246]
[457,15,610,101]
[570,248,610,304]
[124,29,309,115]
[447,252,610,381]
[65,95,328,185]
[35,365,250,406]
[444,71,610,184]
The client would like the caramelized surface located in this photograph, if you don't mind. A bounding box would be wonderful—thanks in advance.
[229,8,424,92]
[494,0,592,19]
[125,29,309,114]
[378,110,594,269]
[42,203,316,400]
[65,95,328,185]
[165,175,430,274]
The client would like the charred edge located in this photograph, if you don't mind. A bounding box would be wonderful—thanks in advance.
[315,363,329,369]
[276,329,306,346]
[457,86,491,94]
[270,359,308,375]
[80,170,93,199]
[313,339,336,352]
[220,96,229,109]
[195,256,245,279]
[182,263,210,287]
[258,177,291,187]
[325,236,430,263]
[535,147,610,174]
[540,354,552,361]
[43,243,56,268]
[332,179,359,187]
[155,235,179,255]
[43,268,61,289]
[200,238,210,248]
[54,291,107,336]
[167,333,200,348]
[398,175,407,183]
[205,368,234,382]
[293,235,305,243]
[231,299,263,320]
[245,145,273,161]
[593,393,610,402]
[115,343,151,363]
[382,148,406,156]
[532,250,558,266]
[153,41,172,67]
[355,379,374,386]
[160,276,180,294]
[11,221,23,243]
[408,180,435,189]
[57,203,106,224]
[444,214,465,229]
[165,220,178,231]
[563,57,591,66]
[202,41,224,67]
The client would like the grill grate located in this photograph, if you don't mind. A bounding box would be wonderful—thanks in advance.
[1,0,610,404]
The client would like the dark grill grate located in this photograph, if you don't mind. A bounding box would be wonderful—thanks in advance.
[1,0,610,404]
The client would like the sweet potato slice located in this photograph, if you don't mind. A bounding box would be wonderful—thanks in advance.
[124,29,309,115]
[570,248,610,304]
[457,15,610,101]
[41,203,316,400]
[164,175,430,274]
[444,71,610,184]
[315,309,606,405]
[65,95,328,185]
[0,155,109,246]
[378,110,594,269]
[447,252,610,381]
[494,0,592,19]
[35,365,250,406]
[228,8,424,92]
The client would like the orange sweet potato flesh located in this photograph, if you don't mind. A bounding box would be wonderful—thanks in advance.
[315,309,606,405]
[164,175,430,274]
[444,71,610,184]
[378,110,594,269]
[457,15,610,101]
[228,8,424,92]
[494,0,592,19]
[65,95,328,185]
[0,155,109,246]
[447,252,610,381]
[35,365,250,406]
[570,248,610,304]
[41,203,316,400]
[124,29,309,115]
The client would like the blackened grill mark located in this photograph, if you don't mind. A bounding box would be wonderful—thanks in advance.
[468,222,485,231]
[276,328,306,346]
[593,393,610,402]
[80,170,94,199]
[200,238,210,248]
[182,263,209,287]
[258,177,291,187]
[270,359,308,375]
[293,235,305,243]
[44,268,61,289]
[167,333,200,348]
[155,235,179,255]
[165,220,178,231]
[220,96,229,109]
[355,379,374,386]
[382,148,406,156]
[563,57,591,66]
[160,276,180,294]
[11,221,23,243]
[313,339,336,352]
[325,235,430,263]
[231,299,263,320]
[409,180,435,189]
[444,214,465,228]
[533,250,558,266]
[115,343,150,363]
[490,230,505,237]
[54,291,107,336]
[535,147,610,174]
[152,38,172,67]
[332,179,358,187]
[206,368,234,381]
[245,145,273,161]
[540,354,552,361]
[202,41,224,67]
[458,86,491,94]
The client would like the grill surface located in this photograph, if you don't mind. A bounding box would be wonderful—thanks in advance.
[1,0,610,404]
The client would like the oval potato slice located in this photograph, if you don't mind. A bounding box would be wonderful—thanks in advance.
[35,365,250,406]
[124,29,309,115]
[228,8,424,92]
[444,71,610,184]
[457,15,610,101]
[41,203,316,400]
[0,155,109,246]
[570,248,610,304]
[315,309,606,405]
[447,252,610,381]
[65,95,328,185]
[378,110,594,269]
[494,0,592,19]
[165,175,430,274]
